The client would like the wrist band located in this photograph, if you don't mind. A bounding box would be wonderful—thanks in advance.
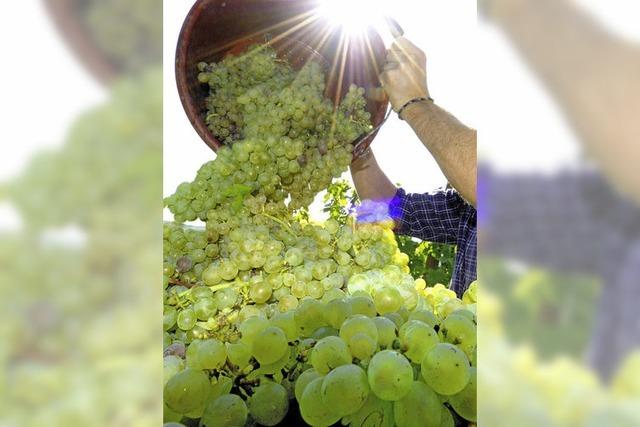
[397,96,434,120]
[352,146,374,164]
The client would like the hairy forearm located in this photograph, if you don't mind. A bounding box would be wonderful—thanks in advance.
[490,0,640,202]
[350,150,398,202]
[402,101,477,206]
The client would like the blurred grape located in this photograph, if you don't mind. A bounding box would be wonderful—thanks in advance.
[480,0,640,424]
[0,68,162,426]
[82,0,162,74]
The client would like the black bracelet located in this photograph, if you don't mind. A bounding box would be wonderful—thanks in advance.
[397,96,434,120]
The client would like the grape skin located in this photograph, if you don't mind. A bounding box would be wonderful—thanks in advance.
[247,382,289,426]
[421,343,471,396]
[393,381,442,427]
[320,364,370,416]
[367,350,414,401]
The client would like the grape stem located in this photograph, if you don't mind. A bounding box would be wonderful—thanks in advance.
[259,212,297,237]
[209,283,234,292]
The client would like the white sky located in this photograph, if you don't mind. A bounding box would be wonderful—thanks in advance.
[0,1,638,227]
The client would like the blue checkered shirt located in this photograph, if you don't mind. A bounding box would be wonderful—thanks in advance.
[389,188,477,297]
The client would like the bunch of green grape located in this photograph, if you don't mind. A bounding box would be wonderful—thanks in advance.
[163,214,412,343]
[164,288,477,426]
[164,43,477,426]
[165,45,372,217]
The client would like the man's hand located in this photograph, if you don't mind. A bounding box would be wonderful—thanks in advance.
[380,37,430,112]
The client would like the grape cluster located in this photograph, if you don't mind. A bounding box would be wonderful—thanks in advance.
[164,288,477,426]
[163,217,410,339]
[164,44,477,426]
[165,45,372,217]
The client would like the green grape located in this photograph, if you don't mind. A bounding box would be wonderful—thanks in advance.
[320,364,369,416]
[438,299,464,319]
[373,316,397,349]
[186,339,204,369]
[311,326,339,339]
[349,296,377,317]
[310,336,352,374]
[193,297,217,320]
[164,368,210,414]
[199,394,248,427]
[367,350,413,401]
[374,287,403,315]
[450,308,476,323]
[285,247,304,266]
[247,382,289,426]
[448,366,476,422]
[307,280,325,299]
[277,293,299,312]
[399,319,428,341]
[462,280,477,304]
[349,332,377,360]
[202,264,222,286]
[177,308,197,331]
[215,288,239,309]
[219,260,239,281]
[238,316,270,346]
[249,281,272,304]
[197,339,227,370]
[270,311,298,340]
[291,281,308,299]
[393,381,442,427]
[252,326,288,365]
[322,288,347,303]
[164,355,185,385]
[340,315,378,344]
[295,368,322,402]
[164,403,183,424]
[341,393,394,427]
[192,286,213,299]
[408,309,438,328]
[238,305,264,323]
[324,298,352,329]
[294,299,327,337]
[384,312,405,329]
[164,306,177,331]
[225,341,251,369]
[299,377,342,427]
[438,405,455,427]
[421,343,471,395]
[439,313,476,349]
[400,322,439,363]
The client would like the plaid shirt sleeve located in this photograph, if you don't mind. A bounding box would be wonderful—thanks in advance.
[389,187,466,244]
[478,165,632,278]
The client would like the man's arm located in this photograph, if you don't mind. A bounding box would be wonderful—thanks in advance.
[373,37,476,206]
[484,0,640,204]
[401,100,477,206]
[350,149,397,202]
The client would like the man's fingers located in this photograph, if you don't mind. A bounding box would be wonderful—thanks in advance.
[393,36,421,55]
[383,61,399,71]
[387,49,409,65]
[389,37,425,63]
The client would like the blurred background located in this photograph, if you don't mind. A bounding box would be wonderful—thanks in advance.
[0,1,162,426]
[478,0,640,425]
